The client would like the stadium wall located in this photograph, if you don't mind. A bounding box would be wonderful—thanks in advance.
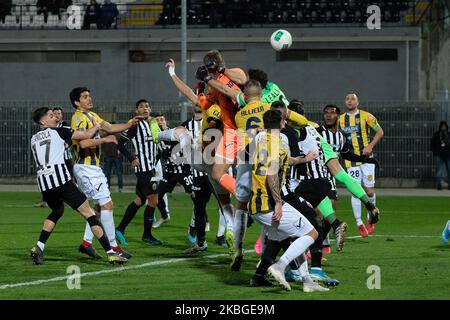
[0,26,420,102]
[426,36,450,101]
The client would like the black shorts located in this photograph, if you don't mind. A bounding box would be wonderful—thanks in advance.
[328,189,338,201]
[295,178,331,208]
[42,180,86,211]
[135,171,158,199]
[65,159,74,177]
[191,175,213,203]
[158,171,193,195]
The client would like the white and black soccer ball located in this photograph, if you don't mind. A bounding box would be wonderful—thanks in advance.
[270,29,292,52]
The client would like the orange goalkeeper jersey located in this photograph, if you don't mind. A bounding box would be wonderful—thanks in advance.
[197,69,244,130]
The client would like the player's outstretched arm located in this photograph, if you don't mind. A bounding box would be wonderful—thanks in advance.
[285,109,309,127]
[288,152,318,165]
[340,147,380,168]
[79,135,117,149]
[206,60,247,85]
[206,78,241,102]
[165,58,199,106]
[101,116,145,134]
[72,120,101,141]
[223,68,247,86]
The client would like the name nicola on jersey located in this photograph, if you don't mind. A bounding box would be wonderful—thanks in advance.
[32,130,51,143]
[240,105,265,116]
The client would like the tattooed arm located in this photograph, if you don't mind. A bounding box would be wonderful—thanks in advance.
[267,170,283,223]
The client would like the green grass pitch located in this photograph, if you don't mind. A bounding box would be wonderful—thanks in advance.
[0,192,449,300]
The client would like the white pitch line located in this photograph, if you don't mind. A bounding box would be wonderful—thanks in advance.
[0,252,229,290]
[0,234,441,290]
[331,234,440,241]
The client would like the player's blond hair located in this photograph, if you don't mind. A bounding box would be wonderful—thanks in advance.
[244,80,262,98]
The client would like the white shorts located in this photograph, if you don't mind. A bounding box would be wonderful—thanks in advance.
[252,202,314,242]
[73,164,111,206]
[235,163,252,202]
[347,163,375,188]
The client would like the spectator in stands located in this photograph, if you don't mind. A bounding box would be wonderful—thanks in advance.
[52,0,72,19]
[83,0,101,29]
[102,125,124,192]
[226,0,241,28]
[431,121,450,190]
[210,0,227,28]
[0,0,12,24]
[37,0,52,23]
[157,0,177,25]
[98,0,118,29]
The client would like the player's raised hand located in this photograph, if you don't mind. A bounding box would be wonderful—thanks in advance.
[166,58,176,76]
[130,115,146,125]
[165,58,175,68]
[195,66,212,83]
[104,135,117,144]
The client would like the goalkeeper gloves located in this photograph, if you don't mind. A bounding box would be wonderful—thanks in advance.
[195,66,212,83]
[205,59,225,74]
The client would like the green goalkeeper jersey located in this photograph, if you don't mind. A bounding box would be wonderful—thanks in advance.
[236,81,289,107]
[262,81,289,105]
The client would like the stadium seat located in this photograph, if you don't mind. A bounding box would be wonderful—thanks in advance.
[117,4,127,15]
[20,15,31,28]
[31,14,44,27]
[45,15,58,28]
[11,5,22,16]
[28,5,37,15]
[4,15,19,28]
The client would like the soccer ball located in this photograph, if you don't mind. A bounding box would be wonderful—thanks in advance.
[270,29,292,52]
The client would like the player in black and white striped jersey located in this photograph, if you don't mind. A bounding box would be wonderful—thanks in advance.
[279,100,347,286]
[315,105,345,254]
[53,107,74,175]
[29,107,127,265]
[273,101,342,286]
[152,113,197,229]
[115,99,163,247]
[317,104,380,207]
[33,107,73,208]
[292,124,333,208]
[181,108,214,253]
[316,104,380,249]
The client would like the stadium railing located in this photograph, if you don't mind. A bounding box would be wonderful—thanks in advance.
[1,100,449,183]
